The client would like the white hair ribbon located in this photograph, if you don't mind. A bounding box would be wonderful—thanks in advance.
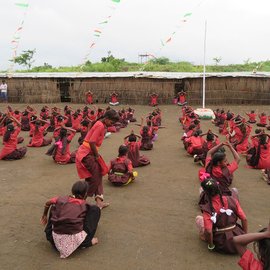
[220,208,233,216]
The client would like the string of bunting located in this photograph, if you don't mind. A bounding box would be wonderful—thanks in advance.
[7,1,30,77]
[140,0,207,71]
[78,0,122,73]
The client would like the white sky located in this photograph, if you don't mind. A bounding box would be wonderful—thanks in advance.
[1,0,270,70]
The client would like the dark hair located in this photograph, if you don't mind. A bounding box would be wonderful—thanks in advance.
[255,129,262,134]
[254,228,270,270]
[251,110,255,113]
[193,119,200,125]
[188,124,196,131]
[212,152,226,166]
[71,181,88,199]
[59,128,67,139]
[81,120,89,127]
[142,126,149,135]
[4,124,14,142]
[259,134,268,150]
[57,115,64,122]
[35,120,41,132]
[118,145,128,156]
[201,178,224,214]
[206,132,214,141]
[194,129,202,137]
[128,134,137,142]
[103,109,119,123]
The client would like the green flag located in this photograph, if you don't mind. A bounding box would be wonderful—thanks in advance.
[15,3,29,8]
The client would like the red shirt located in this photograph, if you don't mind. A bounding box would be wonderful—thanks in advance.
[72,115,82,131]
[259,115,267,125]
[203,195,246,231]
[109,156,133,172]
[238,250,263,270]
[0,128,21,159]
[205,157,238,178]
[84,121,105,147]
[54,132,75,164]
[28,124,49,147]
[247,113,256,122]
[50,196,85,205]
[186,136,204,149]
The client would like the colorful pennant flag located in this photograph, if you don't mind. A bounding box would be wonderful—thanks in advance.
[15,3,29,8]
[112,0,121,3]
[99,20,108,24]
[184,12,192,17]
[94,29,102,33]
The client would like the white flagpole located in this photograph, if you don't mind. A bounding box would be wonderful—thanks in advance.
[202,20,207,109]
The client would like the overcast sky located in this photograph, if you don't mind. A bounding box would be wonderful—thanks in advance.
[1,0,270,70]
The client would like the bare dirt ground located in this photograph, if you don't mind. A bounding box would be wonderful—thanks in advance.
[0,103,269,270]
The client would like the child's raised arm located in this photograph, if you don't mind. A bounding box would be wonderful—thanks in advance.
[233,221,270,256]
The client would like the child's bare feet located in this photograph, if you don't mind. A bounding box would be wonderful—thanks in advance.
[91,237,98,246]
[96,201,110,209]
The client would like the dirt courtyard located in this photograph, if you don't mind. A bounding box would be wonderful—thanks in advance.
[0,103,269,270]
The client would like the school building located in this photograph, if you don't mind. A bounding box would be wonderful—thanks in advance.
[0,72,270,104]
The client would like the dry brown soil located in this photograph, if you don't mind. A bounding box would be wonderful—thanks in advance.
[0,104,269,270]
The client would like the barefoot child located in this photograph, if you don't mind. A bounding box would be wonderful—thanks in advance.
[41,181,101,259]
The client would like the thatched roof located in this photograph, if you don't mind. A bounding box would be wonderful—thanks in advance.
[1,72,270,80]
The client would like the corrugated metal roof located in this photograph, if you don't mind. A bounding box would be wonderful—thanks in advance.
[0,72,270,79]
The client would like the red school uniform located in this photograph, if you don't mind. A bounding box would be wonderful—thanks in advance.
[0,128,21,159]
[205,157,238,179]
[76,121,106,179]
[238,250,263,270]
[259,115,267,125]
[203,195,246,231]
[54,132,76,164]
[72,115,82,131]
[28,124,50,147]
[247,113,256,122]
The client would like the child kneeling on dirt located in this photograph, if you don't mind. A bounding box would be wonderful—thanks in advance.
[108,145,137,186]
[41,181,101,258]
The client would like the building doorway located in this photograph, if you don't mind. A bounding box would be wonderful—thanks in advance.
[58,79,71,102]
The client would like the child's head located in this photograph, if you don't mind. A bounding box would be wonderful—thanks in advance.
[142,126,149,134]
[194,129,202,137]
[201,178,220,198]
[118,145,128,157]
[254,228,270,269]
[59,128,67,138]
[255,129,262,134]
[206,132,214,141]
[4,124,14,142]
[128,133,137,142]
[212,152,227,167]
[57,115,64,122]
[103,109,119,127]
[251,110,255,113]
[188,124,196,131]
[71,181,88,199]
[81,120,89,127]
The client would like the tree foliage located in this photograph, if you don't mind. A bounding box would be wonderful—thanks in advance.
[11,49,36,69]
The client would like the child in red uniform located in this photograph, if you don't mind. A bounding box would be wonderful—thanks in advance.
[194,130,220,166]
[76,110,119,209]
[124,132,150,168]
[185,130,204,155]
[46,126,76,164]
[234,222,270,270]
[229,118,252,154]
[72,112,82,132]
[109,92,119,106]
[204,142,240,196]
[41,181,101,259]
[149,93,158,107]
[0,115,27,160]
[257,113,267,127]
[85,91,93,105]
[246,110,257,124]
[108,145,135,186]
[196,178,247,254]
[28,119,52,147]
[177,91,187,106]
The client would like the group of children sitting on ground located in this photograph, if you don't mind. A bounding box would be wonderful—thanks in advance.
[180,105,270,269]
[0,104,164,258]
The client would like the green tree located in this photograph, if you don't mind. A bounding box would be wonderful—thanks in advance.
[213,57,222,65]
[11,49,36,69]
[150,57,170,65]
